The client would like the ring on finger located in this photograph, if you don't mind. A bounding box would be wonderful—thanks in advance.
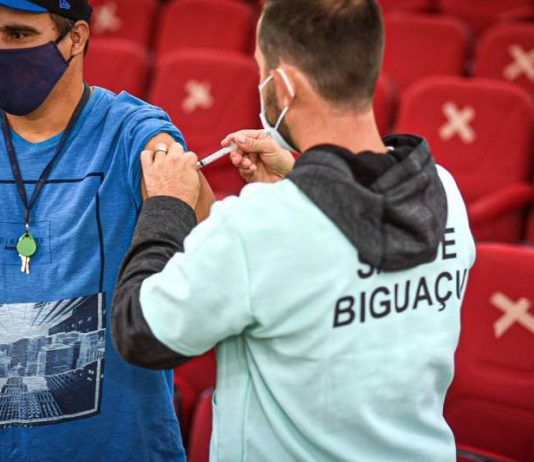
[153,143,169,155]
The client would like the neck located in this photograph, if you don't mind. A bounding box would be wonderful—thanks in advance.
[293,105,387,155]
[5,77,85,144]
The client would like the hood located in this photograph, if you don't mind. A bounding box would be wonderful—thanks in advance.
[287,135,448,271]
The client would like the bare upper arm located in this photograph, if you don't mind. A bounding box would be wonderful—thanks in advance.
[142,134,216,222]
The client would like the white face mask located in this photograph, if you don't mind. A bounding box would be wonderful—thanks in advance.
[258,70,298,153]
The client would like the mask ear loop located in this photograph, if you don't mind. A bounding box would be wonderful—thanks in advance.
[272,69,295,130]
[275,69,296,99]
[54,25,74,45]
[54,24,77,63]
[274,106,290,131]
[259,75,274,92]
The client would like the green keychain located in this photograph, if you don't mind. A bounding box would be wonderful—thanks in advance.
[16,232,37,275]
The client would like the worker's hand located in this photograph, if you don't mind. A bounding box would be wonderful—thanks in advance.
[141,142,201,209]
[221,129,295,184]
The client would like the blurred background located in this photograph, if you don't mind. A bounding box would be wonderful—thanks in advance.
[84,1,534,461]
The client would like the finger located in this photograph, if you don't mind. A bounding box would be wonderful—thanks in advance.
[153,149,167,166]
[221,129,267,147]
[234,134,275,154]
[239,168,256,182]
[246,151,259,166]
[229,151,255,170]
[167,142,185,159]
[140,150,154,171]
[240,157,254,170]
[229,151,244,167]
[183,151,198,166]
[221,130,251,146]
[243,163,257,172]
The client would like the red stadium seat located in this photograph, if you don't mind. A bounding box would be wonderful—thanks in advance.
[174,351,216,444]
[441,0,534,36]
[188,389,214,462]
[396,76,534,242]
[457,447,518,462]
[149,50,260,196]
[90,0,159,47]
[383,14,470,92]
[378,0,435,15]
[374,75,397,135]
[155,0,255,58]
[527,209,534,243]
[475,23,534,100]
[84,39,151,98]
[444,243,534,462]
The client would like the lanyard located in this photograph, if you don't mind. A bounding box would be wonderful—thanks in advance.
[1,83,91,233]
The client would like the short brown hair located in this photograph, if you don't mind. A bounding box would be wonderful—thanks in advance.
[259,0,384,110]
[50,13,89,54]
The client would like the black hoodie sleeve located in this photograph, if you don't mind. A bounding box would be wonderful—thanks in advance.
[111,196,197,369]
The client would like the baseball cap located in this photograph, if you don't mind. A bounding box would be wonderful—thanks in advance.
[0,0,92,22]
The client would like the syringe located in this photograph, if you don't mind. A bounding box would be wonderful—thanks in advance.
[197,144,237,169]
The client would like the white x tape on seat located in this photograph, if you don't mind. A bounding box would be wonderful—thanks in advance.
[93,2,123,34]
[504,45,534,82]
[491,292,534,338]
[439,102,476,144]
[182,80,214,113]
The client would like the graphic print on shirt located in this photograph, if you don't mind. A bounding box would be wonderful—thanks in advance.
[0,293,105,428]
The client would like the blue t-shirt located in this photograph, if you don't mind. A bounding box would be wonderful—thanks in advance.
[0,88,186,461]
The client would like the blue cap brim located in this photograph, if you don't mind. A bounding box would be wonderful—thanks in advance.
[0,0,47,13]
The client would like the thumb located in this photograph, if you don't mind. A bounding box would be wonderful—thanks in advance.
[235,134,272,154]
[140,150,154,172]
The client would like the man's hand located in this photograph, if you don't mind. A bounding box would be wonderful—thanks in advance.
[221,129,296,184]
[140,142,201,210]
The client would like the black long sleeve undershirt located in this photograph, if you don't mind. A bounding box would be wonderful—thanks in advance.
[111,196,197,370]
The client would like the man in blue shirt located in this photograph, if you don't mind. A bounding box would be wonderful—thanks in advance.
[0,1,213,460]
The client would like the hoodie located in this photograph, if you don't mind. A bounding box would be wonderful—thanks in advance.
[288,135,448,271]
[112,135,476,462]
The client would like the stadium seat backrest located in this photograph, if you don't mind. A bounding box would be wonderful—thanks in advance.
[155,0,255,57]
[476,23,534,100]
[149,50,260,195]
[90,0,158,47]
[378,0,435,15]
[383,14,470,92]
[174,351,216,444]
[188,389,214,462]
[527,212,534,243]
[84,39,150,98]
[374,75,397,135]
[444,243,534,461]
[396,76,534,205]
[440,0,534,36]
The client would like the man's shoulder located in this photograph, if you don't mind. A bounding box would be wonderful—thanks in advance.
[435,165,457,189]
[436,164,476,267]
[208,179,318,240]
[90,87,182,151]
[436,164,469,218]
[215,180,300,215]
[93,87,167,120]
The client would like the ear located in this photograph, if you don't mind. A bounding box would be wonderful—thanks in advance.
[271,68,296,107]
[69,20,90,57]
